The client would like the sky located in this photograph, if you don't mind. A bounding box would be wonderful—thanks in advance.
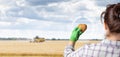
[0,0,119,39]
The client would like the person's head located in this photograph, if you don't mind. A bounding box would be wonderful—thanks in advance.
[101,3,120,39]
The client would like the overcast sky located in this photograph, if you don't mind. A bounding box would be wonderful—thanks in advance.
[0,0,119,39]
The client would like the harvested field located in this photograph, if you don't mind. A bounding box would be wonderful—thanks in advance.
[0,40,100,57]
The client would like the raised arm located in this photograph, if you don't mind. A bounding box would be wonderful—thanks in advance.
[64,24,87,57]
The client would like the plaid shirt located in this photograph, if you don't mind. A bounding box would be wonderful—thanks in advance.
[64,39,120,57]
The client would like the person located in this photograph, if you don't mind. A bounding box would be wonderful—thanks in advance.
[64,3,120,57]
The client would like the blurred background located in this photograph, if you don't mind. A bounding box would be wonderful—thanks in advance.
[0,0,120,40]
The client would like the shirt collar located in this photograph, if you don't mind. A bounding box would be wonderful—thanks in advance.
[102,39,120,47]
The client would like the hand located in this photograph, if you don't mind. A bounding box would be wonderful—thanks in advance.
[70,24,87,42]
[70,27,82,42]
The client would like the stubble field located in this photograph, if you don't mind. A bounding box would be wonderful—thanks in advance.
[0,40,100,57]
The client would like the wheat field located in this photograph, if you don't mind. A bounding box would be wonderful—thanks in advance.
[0,40,100,57]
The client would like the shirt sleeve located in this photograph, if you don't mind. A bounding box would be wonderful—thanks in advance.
[64,45,84,57]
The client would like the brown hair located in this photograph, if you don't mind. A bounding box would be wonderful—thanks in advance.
[101,3,120,33]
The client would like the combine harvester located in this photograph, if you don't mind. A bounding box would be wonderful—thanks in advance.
[30,36,45,43]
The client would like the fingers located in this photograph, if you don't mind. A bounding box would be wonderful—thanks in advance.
[77,27,80,32]
[76,28,83,36]
[79,31,83,35]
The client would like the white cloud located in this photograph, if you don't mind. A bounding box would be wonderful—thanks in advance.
[0,21,11,26]
[15,0,26,7]
[16,18,36,24]
[0,0,116,39]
